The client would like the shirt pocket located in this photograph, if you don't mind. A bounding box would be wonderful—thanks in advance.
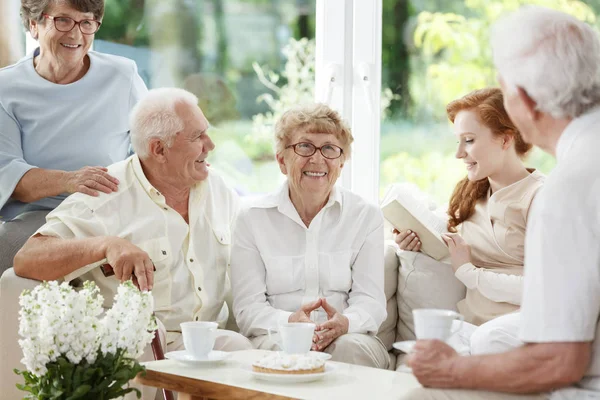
[264,255,304,296]
[136,237,171,308]
[324,250,354,292]
[212,225,231,271]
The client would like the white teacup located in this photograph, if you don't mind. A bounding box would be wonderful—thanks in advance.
[268,322,315,354]
[412,309,464,341]
[181,321,218,359]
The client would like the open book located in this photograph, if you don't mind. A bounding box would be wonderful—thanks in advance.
[381,184,449,261]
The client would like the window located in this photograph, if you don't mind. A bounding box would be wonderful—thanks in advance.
[378,0,597,205]
[96,0,316,196]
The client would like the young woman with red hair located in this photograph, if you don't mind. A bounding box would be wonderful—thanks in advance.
[395,87,544,328]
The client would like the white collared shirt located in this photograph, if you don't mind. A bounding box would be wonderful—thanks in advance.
[519,107,600,391]
[231,181,386,338]
[36,155,237,340]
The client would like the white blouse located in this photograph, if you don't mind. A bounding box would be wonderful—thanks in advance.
[230,182,387,338]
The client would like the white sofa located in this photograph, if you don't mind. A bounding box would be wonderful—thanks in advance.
[0,241,466,399]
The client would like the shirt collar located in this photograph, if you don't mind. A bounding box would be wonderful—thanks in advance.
[250,180,344,221]
[556,106,600,163]
[131,155,161,199]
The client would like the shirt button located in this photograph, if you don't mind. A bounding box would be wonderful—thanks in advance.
[195,316,199,321]
[197,287,202,292]
[189,258,194,262]
[163,207,168,210]
[162,250,167,255]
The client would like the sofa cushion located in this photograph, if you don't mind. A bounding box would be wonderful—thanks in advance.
[395,249,466,342]
[376,241,399,351]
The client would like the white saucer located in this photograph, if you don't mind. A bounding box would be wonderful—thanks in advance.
[165,350,230,366]
[392,340,416,354]
[393,340,470,356]
[309,351,332,361]
[245,364,336,383]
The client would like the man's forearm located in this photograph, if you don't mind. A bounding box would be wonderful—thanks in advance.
[450,342,590,393]
[14,236,110,281]
[12,168,69,203]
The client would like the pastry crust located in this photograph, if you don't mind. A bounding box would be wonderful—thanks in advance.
[252,364,325,374]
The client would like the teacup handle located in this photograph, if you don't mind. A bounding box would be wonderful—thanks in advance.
[449,313,464,337]
[268,327,283,350]
[268,327,276,342]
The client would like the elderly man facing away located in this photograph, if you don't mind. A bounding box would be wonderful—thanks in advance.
[13,88,252,399]
[401,6,600,400]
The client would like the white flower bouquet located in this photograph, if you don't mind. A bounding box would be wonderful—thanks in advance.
[15,280,157,399]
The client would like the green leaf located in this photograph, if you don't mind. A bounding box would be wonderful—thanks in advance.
[64,384,91,400]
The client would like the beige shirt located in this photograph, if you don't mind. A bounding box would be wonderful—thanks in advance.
[457,170,545,325]
[231,182,386,337]
[36,155,237,340]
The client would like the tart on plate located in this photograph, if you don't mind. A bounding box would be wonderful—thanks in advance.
[252,352,325,375]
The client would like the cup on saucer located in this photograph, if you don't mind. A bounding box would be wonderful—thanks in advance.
[181,321,218,359]
[268,322,315,354]
[412,308,464,341]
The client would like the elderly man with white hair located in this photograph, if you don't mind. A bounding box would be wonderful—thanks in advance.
[400,6,600,400]
[14,87,253,399]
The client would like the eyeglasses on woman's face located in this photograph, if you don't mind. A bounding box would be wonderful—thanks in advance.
[43,14,101,35]
[286,142,343,159]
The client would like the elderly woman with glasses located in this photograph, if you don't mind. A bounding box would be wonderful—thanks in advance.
[231,103,389,369]
[0,0,147,274]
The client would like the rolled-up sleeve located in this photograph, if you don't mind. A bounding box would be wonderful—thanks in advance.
[230,211,293,337]
[344,215,387,334]
[0,105,35,210]
[36,197,110,281]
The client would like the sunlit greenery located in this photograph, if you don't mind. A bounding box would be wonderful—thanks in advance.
[93,0,597,202]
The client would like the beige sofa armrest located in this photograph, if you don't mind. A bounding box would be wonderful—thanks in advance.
[0,268,41,399]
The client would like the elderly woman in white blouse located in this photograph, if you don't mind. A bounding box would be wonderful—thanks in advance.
[230,103,389,368]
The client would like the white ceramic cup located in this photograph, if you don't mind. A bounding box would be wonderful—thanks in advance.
[268,322,316,354]
[412,309,464,341]
[180,321,218,359]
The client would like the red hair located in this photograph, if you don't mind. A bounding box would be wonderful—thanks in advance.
[446,88,532,232]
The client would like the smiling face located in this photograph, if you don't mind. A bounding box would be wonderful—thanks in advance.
[453,109,508,182]
[163,102,214,187]
[277,131,344,199]
[29,1,96,67]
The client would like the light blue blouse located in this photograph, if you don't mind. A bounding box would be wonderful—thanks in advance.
[0,50,147,220]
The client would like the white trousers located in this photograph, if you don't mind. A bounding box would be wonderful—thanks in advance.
[447,312,523,355]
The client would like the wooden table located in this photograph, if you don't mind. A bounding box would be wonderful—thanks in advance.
[135,349,421,400]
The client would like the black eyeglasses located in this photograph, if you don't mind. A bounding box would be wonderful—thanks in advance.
[286,142,343,159]
[43,14,101,35]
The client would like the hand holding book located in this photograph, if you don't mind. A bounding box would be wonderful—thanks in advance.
[381,184,450,261]
[393,229,422,252]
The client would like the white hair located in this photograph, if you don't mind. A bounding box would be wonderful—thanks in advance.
[130,88,199,159]
[491,6,600,118]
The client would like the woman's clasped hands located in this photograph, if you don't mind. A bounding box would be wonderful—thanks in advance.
[288,298,349,352]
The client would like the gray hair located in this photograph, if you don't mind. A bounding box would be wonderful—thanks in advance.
[20,0,105,32]
[274,103,354,162]
[491,6,600,119]
[130,88,200,159]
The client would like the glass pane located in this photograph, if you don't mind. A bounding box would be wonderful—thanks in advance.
[380,0,597,206]
[96,0,316,196]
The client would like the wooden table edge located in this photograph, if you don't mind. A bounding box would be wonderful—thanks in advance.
[135,368,296,400]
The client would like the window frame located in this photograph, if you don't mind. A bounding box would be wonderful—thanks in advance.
[315,0,382,203]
